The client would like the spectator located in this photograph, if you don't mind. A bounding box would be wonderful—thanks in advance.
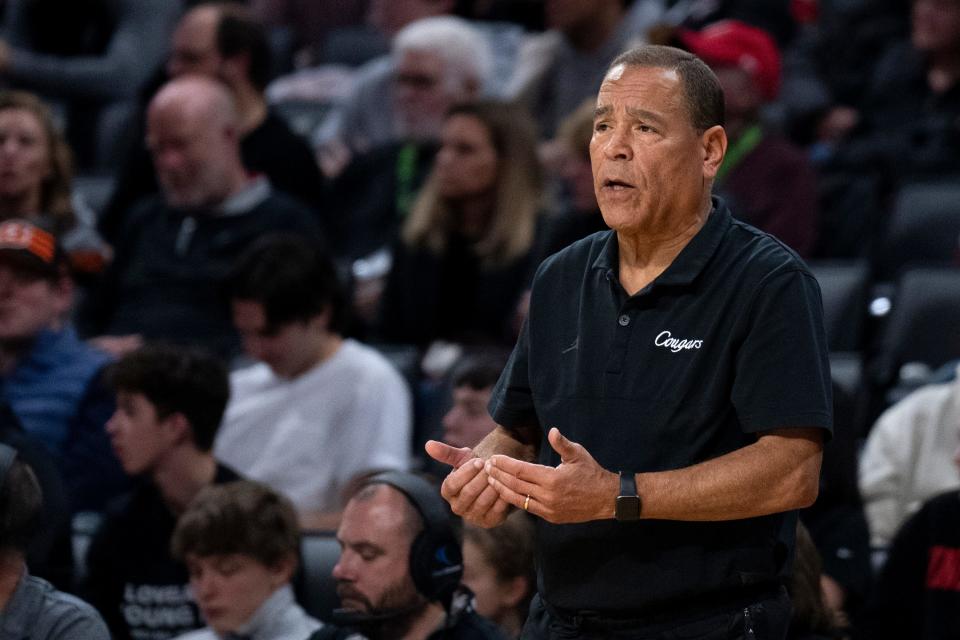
[0,219,125,512]
[858,367,960,549]
[84,344,239,640]
[0,0,180,168]
[675,20,819,257]
[441,353,507,450]
[506,0,633,137]
[788,523,846,640]
[0,91,110,276]
[0,447,110,639]
[170,481,325,640]
[318,12,492,157]
[860,487,960,638]
[101,1,327,245]
[0,402,71,590]
[216,235,411,530]
[81,76,323,358]
[377,101,542,350]
[331,471,505,639]
[322,15,494,259]
[461,512,535,639]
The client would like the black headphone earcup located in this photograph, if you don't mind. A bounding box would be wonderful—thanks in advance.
[409,529,463,602]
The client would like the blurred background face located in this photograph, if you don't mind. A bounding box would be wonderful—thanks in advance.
[187,553,288,635]
[0,108,51,203]
[442,384,496,448]
[713,66,762,123]
[105,391,171,476]
[0,265,66,341]
[912,0,960,53]
[231,300,322,379]
[393,50,459,141]
[559,149,597,212]
[167,8,224,79]
[147,103,234,209]
[434,114,498,200]
[461,539,512,623]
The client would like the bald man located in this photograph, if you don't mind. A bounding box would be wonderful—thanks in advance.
[100,2,326,243]
[81,76,324,358]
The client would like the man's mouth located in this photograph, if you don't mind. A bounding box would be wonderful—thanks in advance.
[602,178,635,190]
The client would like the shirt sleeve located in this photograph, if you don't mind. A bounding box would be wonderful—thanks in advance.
[488,318,541,434]
[731,268,833,436]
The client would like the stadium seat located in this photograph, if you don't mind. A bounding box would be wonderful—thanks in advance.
[295,531,342,622]
[810,260,870,352]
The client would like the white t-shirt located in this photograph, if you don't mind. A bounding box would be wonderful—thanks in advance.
[215,339,412,512]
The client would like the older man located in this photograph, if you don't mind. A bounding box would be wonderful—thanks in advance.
[82,76,322,358]
[428,45,832,639]
[100,2,326,243]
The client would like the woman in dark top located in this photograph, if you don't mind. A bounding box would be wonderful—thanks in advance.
[378,101,542,348]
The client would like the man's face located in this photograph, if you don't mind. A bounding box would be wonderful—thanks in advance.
[105,391,174,476]
[232,300,321,379]
[0,264,68,341]
[146,101,234,210]
[589,65,718,236]
[187,553,289,635]
[167,9,224,79]
[393,50,460,141]
[714,66,762,122]
[912,0,960,53]
[442,385,495,449]
[332,488,424,618]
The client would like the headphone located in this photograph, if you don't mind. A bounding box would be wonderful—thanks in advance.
[0,443,16,493]
[365,471,463,605]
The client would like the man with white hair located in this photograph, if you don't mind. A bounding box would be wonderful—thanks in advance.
[318,15,493,158]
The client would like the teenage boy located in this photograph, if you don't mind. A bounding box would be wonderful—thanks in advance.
[171,480,327,640]
[84,345,239,640]
[216,235,410,529]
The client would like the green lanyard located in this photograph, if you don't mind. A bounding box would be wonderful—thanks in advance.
[395,143,418,218]
[716,124,763,185]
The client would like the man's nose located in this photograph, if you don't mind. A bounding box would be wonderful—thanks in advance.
[603,127,633,161]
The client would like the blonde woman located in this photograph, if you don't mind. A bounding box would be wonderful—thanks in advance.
[378,101,543,349]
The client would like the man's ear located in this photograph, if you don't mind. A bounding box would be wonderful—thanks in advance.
[270,553,297,587]
[162,411,193,447]
[700,125,727,180]
[500,575,532,609]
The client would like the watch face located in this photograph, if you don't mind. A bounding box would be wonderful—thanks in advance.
[616,495,641,521]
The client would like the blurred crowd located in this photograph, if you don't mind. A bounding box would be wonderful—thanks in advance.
[0,0,958,638]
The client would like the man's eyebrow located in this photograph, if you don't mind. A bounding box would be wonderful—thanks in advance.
[625,107,666,124]
[593,105,612,119]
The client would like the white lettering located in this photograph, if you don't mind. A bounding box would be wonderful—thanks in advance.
[653,331,703,353]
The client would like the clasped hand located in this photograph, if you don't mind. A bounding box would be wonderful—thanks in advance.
[425,428,618,526]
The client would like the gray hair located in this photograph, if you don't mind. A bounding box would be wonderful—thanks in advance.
[393,16,494,94]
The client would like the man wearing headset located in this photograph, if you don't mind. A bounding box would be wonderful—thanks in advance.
[324,472,505,640]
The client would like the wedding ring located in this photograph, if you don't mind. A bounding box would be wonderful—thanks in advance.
[523,495,531,511]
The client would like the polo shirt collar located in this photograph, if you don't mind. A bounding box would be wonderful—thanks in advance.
[591,196,731,289]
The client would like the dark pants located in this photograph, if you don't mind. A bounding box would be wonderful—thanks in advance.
[520,588,792,640]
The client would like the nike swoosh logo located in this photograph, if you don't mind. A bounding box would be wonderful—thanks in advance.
[561,338,579,354]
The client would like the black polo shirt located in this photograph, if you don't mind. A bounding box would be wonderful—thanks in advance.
[489,198,832,615]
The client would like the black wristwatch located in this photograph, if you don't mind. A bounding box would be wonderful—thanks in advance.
[615,471,641,521]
